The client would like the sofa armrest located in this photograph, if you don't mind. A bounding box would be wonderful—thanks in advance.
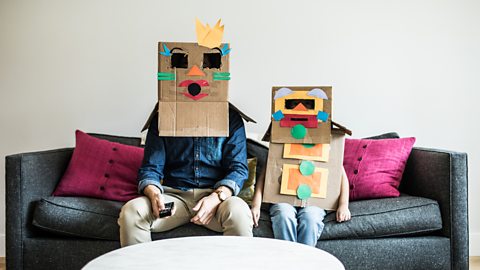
[400,147,468,270]
[5,148,73,269]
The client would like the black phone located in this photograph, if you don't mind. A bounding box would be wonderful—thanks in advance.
[159,202,174,218]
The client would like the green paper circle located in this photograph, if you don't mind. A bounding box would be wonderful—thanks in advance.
[291,124,307,139]
[299,160,315,176]
[297,184,312,200]
[302,143,315,148]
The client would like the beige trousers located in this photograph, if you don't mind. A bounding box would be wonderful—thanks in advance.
[118,187,253,247]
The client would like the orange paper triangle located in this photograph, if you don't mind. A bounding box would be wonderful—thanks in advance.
[187,65,205,76]
[293,103,308,111]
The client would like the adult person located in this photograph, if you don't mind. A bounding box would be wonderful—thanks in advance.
[118,107,253,246]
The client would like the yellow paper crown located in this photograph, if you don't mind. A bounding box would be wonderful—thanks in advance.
[196,18,224,49]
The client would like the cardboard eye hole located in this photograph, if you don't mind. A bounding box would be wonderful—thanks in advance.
[171,53,188,69]
[285,99,315,110]
[203,53,222,69]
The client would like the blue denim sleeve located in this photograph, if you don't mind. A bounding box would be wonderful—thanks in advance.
[215,110,249,196]
[137,114,165,194]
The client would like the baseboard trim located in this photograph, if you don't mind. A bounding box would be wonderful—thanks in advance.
[471,233,480,256]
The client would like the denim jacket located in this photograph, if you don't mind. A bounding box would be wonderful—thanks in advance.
[137,108,248,196]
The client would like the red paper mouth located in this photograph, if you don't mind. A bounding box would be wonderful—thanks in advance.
[178,80,209,87]
[280,114,318,128]
[183,92,209,101]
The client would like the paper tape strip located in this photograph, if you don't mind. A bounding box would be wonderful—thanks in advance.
[157,72,176,81]
[213,72,230,81]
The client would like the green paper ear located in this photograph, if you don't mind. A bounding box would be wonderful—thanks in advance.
[297,184,312,200]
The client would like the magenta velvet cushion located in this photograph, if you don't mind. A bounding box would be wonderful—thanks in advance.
[53,130,143,202]
[343,137,416,201]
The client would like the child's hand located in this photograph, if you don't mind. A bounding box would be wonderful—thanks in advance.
[336,204,351,223]
[251,205,261,227]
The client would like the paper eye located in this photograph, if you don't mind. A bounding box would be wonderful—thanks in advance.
[171,53,188,69]
[203,53,222,69]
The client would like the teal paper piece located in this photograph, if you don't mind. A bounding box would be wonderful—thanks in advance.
[272,110,284,121]
[302,144,315,148]
[220,44,231,56]
[159,44,171,56]
[297,184,312,200]
[291,124,307,139]
[157,72,175,81]
[299,160,315,176]
[213,72,230,81]
[317,111,329,122]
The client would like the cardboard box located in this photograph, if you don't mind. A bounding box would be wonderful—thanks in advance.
[270,86,332,144]
[158,101,228,137]
[262,129,346,210]
[157,42,231,136]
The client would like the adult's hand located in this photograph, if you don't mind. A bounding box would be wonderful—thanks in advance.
[190,193,222,225]
[143,185,165,219]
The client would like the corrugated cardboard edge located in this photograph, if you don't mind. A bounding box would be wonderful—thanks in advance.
[141,102,256,133]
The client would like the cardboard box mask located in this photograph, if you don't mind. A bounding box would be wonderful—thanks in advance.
[270,86,332,144]
[263,86,351,210]
[157,19,232,136]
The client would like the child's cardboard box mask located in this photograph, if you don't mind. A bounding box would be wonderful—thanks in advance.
[157,19,231,137]
[263,86,350,210]
[270,86,332,144]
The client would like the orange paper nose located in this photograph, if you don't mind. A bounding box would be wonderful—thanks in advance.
[187,65,205,76]
[293,103,308,111]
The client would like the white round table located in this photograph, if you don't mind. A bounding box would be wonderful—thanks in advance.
[83,236,344,270]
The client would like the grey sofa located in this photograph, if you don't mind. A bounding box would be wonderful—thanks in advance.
[5,132,469,270]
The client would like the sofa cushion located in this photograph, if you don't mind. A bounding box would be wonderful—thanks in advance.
[33,196,274,241]
[33,195,441,241]
[238,157,257,205]
[343,137,416,201]
[320,195,442,240]
[33,196,124,240]
[53,130,144,202]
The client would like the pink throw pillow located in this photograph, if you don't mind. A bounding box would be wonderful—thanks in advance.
[343,137,416,201]
[53,130,143,201]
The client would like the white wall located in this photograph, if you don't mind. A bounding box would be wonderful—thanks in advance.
[1,0,479,256]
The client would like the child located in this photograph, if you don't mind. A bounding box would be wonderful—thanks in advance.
[251,167,351,246]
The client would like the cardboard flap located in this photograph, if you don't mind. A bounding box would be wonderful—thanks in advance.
[229,102,256,123]
[332,121,352,136]
[262,122,272,142]
[141,102,159,132]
